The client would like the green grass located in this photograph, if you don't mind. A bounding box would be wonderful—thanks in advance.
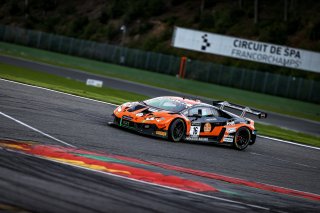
[0,62,319,147]
[0,63,148,104]
[0,42,319,122]
[255,123,320,147]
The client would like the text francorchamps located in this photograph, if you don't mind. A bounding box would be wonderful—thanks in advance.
[231,39,301,68]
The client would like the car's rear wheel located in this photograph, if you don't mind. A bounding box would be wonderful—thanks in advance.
[168,119,185,142]
[233,127,251,150]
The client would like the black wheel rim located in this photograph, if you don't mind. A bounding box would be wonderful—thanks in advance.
[172,121,184,140]
[236,130,249,148]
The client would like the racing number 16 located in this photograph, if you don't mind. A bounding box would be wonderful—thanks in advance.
[190,126,200,136]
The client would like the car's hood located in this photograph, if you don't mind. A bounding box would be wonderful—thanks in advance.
[124,102,172,116]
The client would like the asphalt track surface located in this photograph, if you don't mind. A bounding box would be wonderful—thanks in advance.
[0,79,320,212]
[0,55,319,137]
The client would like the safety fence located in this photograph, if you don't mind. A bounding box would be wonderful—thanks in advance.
[0,25,318,103]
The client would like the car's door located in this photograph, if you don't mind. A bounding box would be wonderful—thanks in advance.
[186,106,221,137]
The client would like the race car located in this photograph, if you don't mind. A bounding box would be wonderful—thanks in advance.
[109,96,267,150]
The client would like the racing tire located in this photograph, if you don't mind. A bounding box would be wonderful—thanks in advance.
[233,127,251,150]
[168,119,186,142]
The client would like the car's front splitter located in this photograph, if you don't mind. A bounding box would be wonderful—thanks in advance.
[110,115,168,139]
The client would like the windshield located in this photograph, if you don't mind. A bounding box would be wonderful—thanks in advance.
[144,97,188,112]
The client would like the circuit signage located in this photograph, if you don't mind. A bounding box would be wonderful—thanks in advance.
[172,27,320,73]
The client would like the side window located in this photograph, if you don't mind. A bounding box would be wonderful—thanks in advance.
[188,107,219,117]
[210,108,220,116]
[202,108,212,116]
[188,107,202,116]
[182,109,189,116]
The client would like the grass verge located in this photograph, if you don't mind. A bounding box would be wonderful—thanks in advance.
[0,42,319,122]
[0,63,148,104]
[0,62,319,147]
[255,123,319,147]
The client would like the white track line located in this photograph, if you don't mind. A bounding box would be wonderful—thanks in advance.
[0,78,319,150]
[4,148,270,211]
[258,135,320,150]
[0,111,75,148]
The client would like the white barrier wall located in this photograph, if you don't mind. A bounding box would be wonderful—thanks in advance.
[172,27,320,73]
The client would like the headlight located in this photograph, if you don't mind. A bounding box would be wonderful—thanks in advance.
[145,117,165,122]
[117,106,122,112]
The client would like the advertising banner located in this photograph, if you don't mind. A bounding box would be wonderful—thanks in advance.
[172,27,320,73]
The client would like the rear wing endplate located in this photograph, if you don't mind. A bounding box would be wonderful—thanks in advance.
[212,101,267,119]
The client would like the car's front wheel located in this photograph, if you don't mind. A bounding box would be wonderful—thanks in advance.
[233,127,251,150]
[168,119,185,142]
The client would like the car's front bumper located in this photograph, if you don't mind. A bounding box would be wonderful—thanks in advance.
[110,114,168,139]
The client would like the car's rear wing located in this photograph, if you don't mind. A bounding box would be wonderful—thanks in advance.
[212,101,267,119]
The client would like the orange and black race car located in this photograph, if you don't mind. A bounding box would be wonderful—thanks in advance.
[109,96,267,150]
